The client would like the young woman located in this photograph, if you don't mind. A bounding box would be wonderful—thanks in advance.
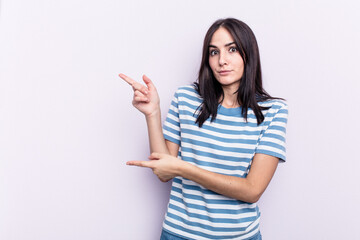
[119,18,288,240]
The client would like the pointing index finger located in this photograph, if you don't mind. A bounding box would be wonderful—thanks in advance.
[119,73,135,86]
[126,160,154,169]
[119,73,149,95]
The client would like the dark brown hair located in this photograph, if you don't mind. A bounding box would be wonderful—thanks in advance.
[194,18,279,127]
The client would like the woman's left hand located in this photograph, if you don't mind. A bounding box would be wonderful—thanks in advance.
[126,152,184,182]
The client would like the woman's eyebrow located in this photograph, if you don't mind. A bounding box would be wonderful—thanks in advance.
[225,42,236,47]
[208,42,236,48]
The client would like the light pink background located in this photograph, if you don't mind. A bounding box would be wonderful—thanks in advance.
[1,0,359,239]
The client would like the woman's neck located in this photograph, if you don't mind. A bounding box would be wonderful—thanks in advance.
[221,85,240,108]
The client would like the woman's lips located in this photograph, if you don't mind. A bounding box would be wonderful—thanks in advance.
[218,70,232,76]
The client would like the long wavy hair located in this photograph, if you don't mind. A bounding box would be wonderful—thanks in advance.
[194,18,279,127]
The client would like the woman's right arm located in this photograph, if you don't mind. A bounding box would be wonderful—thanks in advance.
[119,73,179,157]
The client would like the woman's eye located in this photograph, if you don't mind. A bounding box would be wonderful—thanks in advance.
[210,50,218,56]
[229,47,237,53]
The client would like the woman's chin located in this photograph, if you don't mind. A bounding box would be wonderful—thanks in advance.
[217,80,240,88]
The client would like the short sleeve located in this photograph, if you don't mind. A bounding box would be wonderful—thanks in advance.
[163,90,181,145]
[255,103,288,162]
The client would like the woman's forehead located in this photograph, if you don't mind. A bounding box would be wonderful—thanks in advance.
[209,27,235,47]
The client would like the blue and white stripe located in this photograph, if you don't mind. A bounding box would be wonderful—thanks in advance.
[162,85,288,239]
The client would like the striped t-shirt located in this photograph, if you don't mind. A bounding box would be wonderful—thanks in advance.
[162,85,288,240]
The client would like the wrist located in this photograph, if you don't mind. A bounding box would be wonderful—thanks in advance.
[145,107,161,119]
[177,159,191,178]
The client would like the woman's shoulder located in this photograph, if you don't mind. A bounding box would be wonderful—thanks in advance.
[174,84,201,98]
[176,84,197,92]
[258,98,288,110]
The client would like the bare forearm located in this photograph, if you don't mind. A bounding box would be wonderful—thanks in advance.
[145,110,169,154]
[178,154,279,203]
[119,73,170,154]
[126,153,277,201]
[179,162,260,203]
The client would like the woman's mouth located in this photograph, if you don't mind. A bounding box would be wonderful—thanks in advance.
[218,70,232,76]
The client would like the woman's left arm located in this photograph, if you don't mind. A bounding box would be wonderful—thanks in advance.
[126,152,279,203]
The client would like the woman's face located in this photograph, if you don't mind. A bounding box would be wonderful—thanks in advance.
[208,27,244,90]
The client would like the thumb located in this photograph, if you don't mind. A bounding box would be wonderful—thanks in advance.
[148,152,164,160]
[142,75,156,91]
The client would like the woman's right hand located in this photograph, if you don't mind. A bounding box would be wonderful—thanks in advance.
[119,73,160,117]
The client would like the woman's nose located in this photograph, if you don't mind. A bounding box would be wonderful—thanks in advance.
[219,52,228,66]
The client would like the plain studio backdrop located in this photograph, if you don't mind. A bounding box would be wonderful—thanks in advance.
[0,0,359,239]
